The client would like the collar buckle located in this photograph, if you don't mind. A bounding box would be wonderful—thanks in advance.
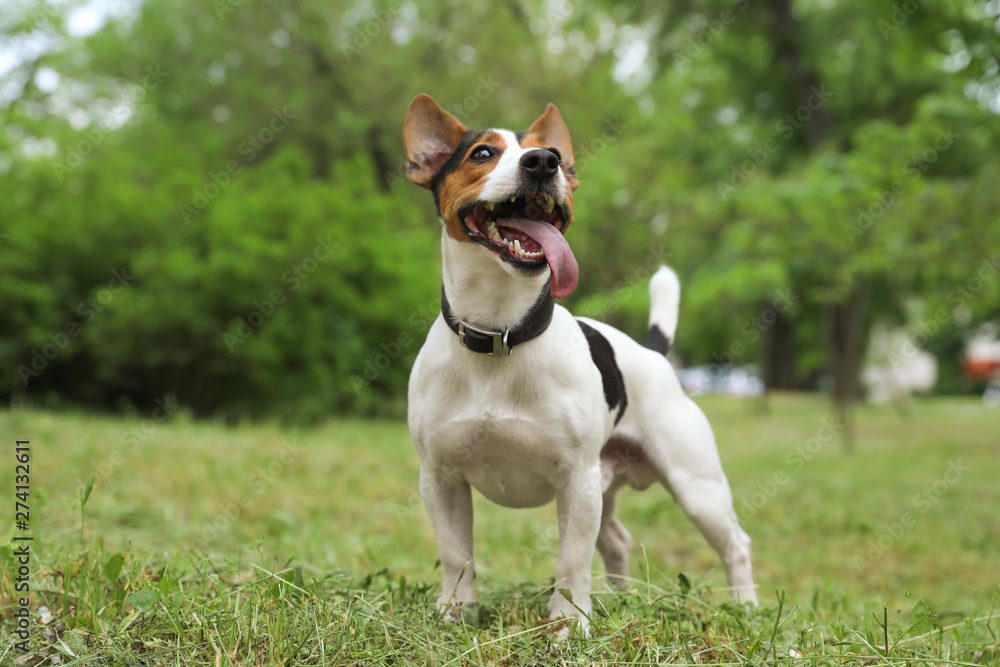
[441,281,552,358]
[458,320,511,356]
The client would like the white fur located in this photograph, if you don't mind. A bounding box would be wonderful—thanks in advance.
[409,138,757,637]
[478,129,570,206]
[648,265,681,342]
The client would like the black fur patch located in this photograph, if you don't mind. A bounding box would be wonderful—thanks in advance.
[644,325,671,355]
[430,130,484,210]
[577,320,627,424]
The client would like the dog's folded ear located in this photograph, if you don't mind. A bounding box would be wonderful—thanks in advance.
[528,103,577,188]
[403,94,469,189]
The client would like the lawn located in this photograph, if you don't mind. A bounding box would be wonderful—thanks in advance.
[0,393,998,665]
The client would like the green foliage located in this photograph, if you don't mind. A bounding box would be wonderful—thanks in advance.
[1,0,999,417]
[0,137,437,418]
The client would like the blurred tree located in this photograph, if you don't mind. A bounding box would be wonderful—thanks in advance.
[605,0,1000,446]
[1,0,998,427]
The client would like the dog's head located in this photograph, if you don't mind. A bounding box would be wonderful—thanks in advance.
[403,93,580,298]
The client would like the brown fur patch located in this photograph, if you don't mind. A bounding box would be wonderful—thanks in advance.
[438,132,507,242]
[437,131,577,240]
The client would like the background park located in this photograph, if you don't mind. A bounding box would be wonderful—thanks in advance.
[1,0,999,664]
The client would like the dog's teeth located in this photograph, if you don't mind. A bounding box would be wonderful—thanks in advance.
[488,221,502,243]
[544,195,555,214]
[514,239,522,255]
[484,202,495,211]
[510,196,516,203]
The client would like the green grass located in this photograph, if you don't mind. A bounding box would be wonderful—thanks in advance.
[1,394,998,665]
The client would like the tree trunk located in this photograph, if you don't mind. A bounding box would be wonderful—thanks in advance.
[768,0,834,147]
[762,307,797,389]
[769,0,871,450]
[822,283,869,452]
[367,127,392,192]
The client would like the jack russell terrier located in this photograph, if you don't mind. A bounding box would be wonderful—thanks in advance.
[403,93,758,633]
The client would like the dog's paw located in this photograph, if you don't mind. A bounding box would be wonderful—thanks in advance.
[546,591,591,639]
[437,598,477,624]
[543,613,590,640]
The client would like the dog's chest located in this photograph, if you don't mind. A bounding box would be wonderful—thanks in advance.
[409,324,608,507]
[419,389,599,507]
[436,412,571,507]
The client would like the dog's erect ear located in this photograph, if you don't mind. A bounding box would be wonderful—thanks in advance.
[528,103,575,170]
[403,94,469,189]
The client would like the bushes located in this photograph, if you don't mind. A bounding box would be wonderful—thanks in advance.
[1,146,439,421]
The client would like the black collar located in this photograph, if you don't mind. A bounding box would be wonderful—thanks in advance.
[441,282,554,356]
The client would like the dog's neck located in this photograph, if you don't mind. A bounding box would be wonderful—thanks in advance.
[441,235,551,331]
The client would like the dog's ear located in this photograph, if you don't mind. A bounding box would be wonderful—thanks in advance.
[403,94,469,189]
[529,103,575,169]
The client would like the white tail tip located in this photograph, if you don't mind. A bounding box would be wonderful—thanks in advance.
[645,266,680,354]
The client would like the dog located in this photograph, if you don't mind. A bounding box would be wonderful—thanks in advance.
[403,93,758,634]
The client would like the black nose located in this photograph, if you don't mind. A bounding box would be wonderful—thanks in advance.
[519,149,560,182]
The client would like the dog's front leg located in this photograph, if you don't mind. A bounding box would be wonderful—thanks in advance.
[548,462,602,635]
[420,465,476,620]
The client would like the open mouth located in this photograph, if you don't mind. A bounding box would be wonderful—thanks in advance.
[459,193,579,299]
[461,193,566,265]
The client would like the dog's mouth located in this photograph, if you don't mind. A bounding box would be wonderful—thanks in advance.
[460,193,579,298]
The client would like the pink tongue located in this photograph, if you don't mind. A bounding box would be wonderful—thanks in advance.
[496,217,579,298]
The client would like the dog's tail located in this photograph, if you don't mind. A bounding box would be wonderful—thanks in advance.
[644,265,681,355]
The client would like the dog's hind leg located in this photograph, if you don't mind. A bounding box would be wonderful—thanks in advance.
[640,400,758,605]
[596,481,632,590]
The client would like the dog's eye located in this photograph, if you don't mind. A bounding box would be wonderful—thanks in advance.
[469,146,496,162]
